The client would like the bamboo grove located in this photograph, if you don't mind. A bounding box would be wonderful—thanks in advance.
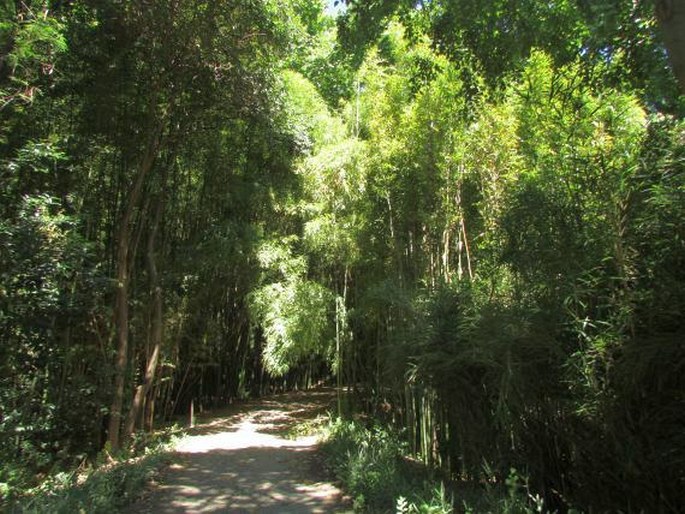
[1,0,684,512]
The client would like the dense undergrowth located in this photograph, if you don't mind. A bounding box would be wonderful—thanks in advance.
[320,417,564,514]
[2,429,178,513]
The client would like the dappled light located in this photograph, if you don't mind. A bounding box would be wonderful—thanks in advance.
[127,390,348,513]
[1,1,683,512]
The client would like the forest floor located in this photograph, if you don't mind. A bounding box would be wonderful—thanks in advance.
[124,388,351,513]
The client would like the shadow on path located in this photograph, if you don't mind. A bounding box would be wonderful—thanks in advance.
[126,389,350,513]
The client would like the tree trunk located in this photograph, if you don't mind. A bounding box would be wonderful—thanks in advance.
[123,193,164,441]
[107,127,162,451]
[655,0,685,92]
[455,187,473,280]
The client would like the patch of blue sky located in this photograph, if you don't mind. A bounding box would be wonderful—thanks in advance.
[324,0,346,17]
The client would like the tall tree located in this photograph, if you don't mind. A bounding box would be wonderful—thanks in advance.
[655,0,685,91]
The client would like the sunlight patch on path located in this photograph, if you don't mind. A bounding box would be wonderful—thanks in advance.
[127,389,349,513]
[176,417,318,454]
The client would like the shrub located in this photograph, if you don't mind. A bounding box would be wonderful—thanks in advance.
[4,430,177,513]
[321,418,452,513]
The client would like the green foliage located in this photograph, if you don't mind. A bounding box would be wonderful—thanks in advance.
[1,0,683,511]
[5,13,65,69]
[460,468,549,514]
[336,0,682,109]
[287,5,354,107]
[305,13,684,512]
[0,192,106,485]
[299,135,365,265]
[322,418,549,514]
[1,0,319,496]
[0,2,66,112]
[282,69,346,153]
[250,238,335,376]
[321,418,453,513]
[6,431,177,513]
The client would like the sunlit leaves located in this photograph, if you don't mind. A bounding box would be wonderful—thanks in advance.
[0,192,102,475]
[250,238,334,375]
[506,50,648,286]
[282,69,346,153]
[0,2,66,108]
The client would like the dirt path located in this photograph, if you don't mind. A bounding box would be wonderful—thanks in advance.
[127,388,350,513]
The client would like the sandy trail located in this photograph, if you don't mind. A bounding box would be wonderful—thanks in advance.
[127,388,350,513]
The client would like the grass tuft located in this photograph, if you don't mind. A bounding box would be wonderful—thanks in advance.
[320,417,452,513]
[4,428,180,513]
[318,417,569,513]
